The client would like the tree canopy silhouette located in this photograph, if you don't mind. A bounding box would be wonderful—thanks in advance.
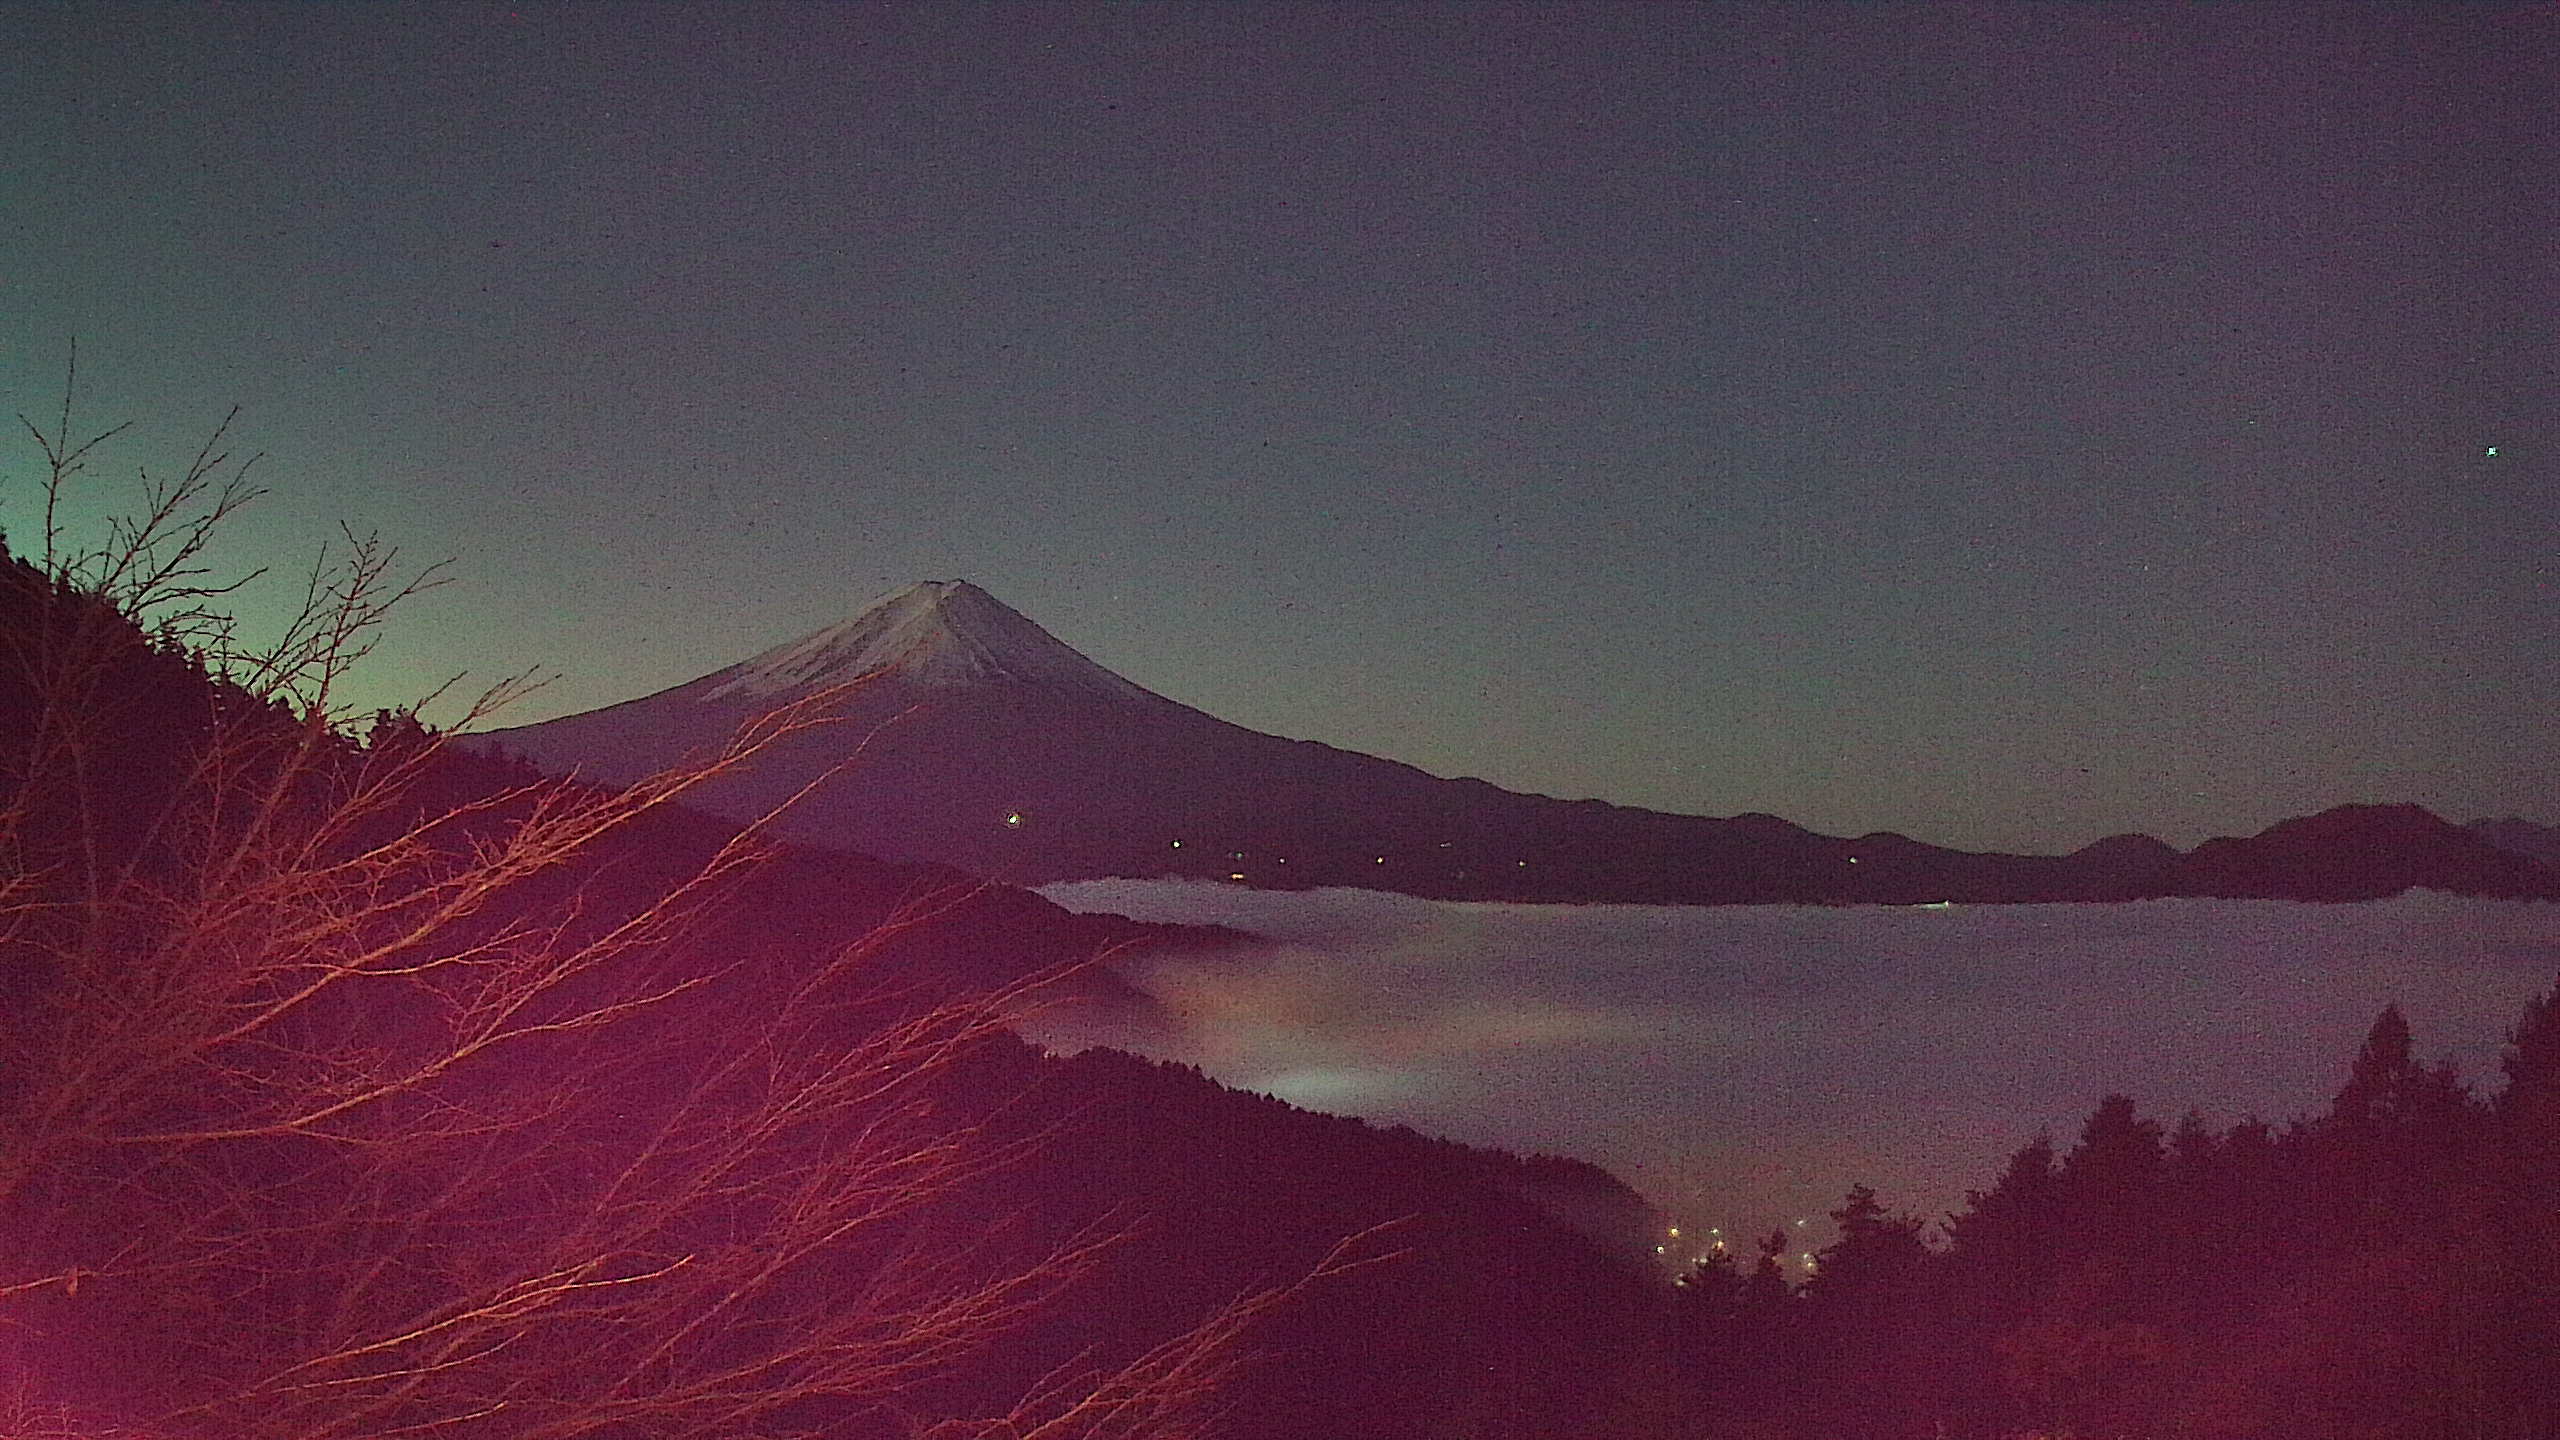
[0,383,1353,1439]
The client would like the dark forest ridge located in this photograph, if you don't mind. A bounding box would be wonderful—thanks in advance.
[0,534,1664,1438]
[480,581,2560,905]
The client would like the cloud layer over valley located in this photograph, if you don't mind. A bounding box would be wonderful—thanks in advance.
[1034,882,2560,1238]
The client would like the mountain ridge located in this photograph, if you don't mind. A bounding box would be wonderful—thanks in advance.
[702,579,1171,708]
[2469,815,2560,871]
[478,580,2560,906]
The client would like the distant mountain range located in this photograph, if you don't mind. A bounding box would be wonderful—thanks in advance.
[2468,815,2560,871]
[479,581,2560,906]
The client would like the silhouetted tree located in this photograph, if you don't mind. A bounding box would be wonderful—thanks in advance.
[2056,1094,2166,1256]
[1742,1226,1794,1316]
[1797,1186,1938,1438]
[1,385,1292,1439]
[1730,988,2560,1440]
[1945,1134,2061,1293]
[2336,1003,2418,1128]
[2489,976,2560,1439]
[1675,1244,1748,1310]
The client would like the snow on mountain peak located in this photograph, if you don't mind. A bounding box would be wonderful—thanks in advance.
[703,580,1161,705]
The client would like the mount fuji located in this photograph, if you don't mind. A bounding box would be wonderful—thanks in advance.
[476,582,2560,904]
[696,580,1165,709]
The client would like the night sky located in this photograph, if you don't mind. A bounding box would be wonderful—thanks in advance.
[5,2,2552,854]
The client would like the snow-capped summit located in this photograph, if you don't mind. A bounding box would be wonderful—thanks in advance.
[703,580,1163,707]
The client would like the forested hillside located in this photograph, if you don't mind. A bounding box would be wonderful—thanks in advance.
[0,521,1661,1438]
[1661,993,2560,1440]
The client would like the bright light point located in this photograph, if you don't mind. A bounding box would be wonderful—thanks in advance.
[1227,872,1246,882]
[1655,1245,1667,1254]
[1170,840,1182,849]
[2486,445,2499,457]
[1003,812,1024,828]
[1667,1227,1680,1238]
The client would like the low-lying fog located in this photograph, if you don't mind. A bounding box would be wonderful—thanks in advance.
[1033,881,2560,1243]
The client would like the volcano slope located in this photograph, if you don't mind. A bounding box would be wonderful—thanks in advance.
[483,580,2560,905]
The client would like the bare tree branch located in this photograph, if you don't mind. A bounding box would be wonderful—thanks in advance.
[2,394,1302,1440]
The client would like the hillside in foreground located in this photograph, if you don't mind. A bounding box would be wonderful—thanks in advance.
[0,538,1662,1439]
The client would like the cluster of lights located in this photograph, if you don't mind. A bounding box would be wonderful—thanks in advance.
[1662,1221,1815,1271]
[1160,840,1532,878]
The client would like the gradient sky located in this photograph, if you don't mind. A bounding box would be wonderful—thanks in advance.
[5,1,2552,853]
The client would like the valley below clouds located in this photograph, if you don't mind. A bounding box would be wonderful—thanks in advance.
[1034,882,2560,1239]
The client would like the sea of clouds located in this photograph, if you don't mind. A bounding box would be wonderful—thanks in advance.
[1032,881,2560,1243]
